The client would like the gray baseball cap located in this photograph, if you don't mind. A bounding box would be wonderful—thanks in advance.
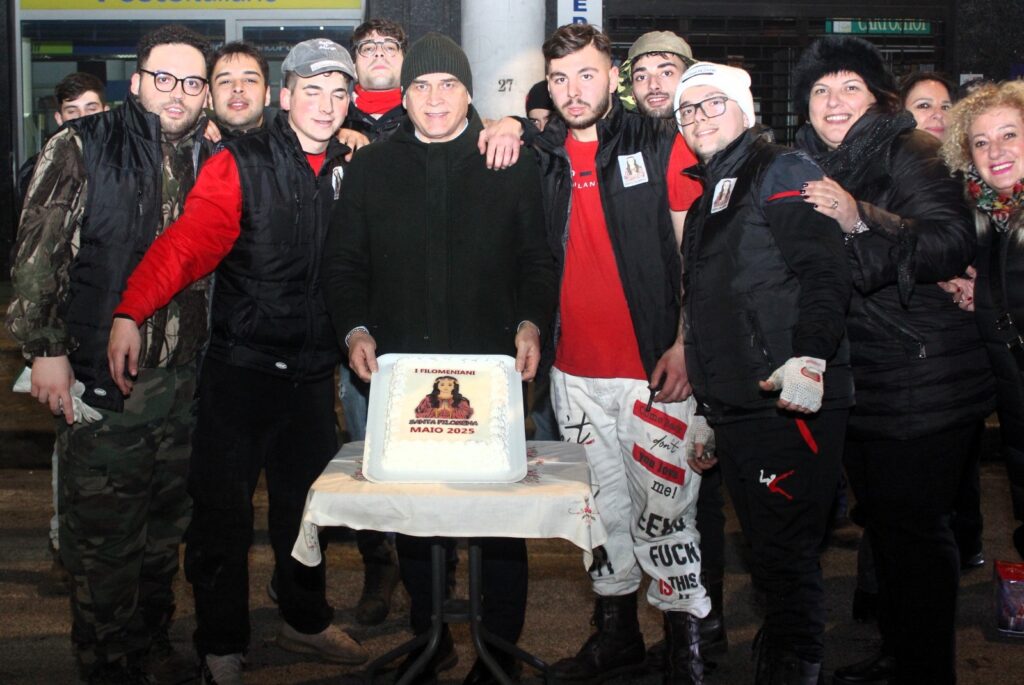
[281,38,356,87]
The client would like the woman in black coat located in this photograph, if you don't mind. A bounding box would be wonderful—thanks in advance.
[941,80,1024,562]
[792,36,994,685]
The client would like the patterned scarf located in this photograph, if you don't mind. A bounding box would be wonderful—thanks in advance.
[966,165,1024,233]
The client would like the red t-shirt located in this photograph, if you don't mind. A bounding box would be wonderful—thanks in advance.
[554,134,646,381]
[667,135,703,212]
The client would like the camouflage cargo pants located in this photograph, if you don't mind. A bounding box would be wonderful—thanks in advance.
[56,365,196,678]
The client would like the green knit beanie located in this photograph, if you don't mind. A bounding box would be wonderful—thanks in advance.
[400,32,473,97]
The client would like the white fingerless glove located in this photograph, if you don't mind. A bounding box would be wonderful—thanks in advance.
[763,356,826,412]
[686,414,715,461]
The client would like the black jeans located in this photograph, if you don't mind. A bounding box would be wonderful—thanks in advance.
[951,420,985,557]
[695,465,726,588]
[714,409,848,663]
[184,358,337,656]
[396,534,528,643]
[844,425,974,685]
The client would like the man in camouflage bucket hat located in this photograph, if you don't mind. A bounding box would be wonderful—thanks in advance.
[6,24,215,685]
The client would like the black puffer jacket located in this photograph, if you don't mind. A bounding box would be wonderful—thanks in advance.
[973,210,1024,449]
[532,98,679,378]
[796,113,994,440]
[683,127,853,422]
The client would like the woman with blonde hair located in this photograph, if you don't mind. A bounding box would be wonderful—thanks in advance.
[942,80,1024,563]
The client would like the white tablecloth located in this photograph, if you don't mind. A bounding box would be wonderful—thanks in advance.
[292,441,606,568]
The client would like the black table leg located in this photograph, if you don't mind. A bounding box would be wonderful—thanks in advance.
[362,538,549,684]
[362,542,448,684]
[466,540,548,684]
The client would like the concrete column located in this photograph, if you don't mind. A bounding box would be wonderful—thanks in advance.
[461,0,545,120]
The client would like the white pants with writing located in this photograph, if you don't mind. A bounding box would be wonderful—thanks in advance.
[551,368,710,616]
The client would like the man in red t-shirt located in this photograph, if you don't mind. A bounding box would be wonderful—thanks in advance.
[625,31,704,246]
[530,24,711,684]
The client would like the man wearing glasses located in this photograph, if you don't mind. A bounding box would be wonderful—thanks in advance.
[675,63,852,682]
[345,19,407,142]
[333,18,409,630]
[7,25,213,684]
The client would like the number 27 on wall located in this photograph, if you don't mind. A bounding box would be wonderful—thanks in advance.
[498,78,514,92]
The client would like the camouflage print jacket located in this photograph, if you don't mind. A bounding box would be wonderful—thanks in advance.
[6,94,213,410]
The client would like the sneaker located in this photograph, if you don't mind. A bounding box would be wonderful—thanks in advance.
[960,551,985,571]
[200,653,244,685]
[144,633,198,685]
[277,622,368,664]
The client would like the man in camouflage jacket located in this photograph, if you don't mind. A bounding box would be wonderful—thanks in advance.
[5,25,213,685]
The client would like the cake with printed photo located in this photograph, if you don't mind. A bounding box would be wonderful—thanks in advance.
[363,354,527,483]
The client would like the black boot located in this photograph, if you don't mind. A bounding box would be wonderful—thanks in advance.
[699,580,727,655]
[356,543,400,626]
[771,651,820,685]
[663,611,703,685]
[549,594,646,682]
[753,632,821,685]
[851,588,878,622]
[752,627,772,685]
[832,651,894,684]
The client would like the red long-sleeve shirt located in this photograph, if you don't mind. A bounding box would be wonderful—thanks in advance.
[115,148,326,325]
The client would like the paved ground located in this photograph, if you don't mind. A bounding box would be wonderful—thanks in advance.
[1,281,1023,683]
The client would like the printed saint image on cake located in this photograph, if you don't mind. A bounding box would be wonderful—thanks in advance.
[414,375,474,420]
[365,354,527,483]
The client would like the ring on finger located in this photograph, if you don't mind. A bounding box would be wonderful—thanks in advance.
[830,198,839,209]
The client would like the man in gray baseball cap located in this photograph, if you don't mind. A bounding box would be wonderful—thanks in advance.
[108,36,363,683]
[281,37,356,88]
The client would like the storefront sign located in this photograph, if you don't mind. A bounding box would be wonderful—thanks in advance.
[826,19,931,36]
[22,0,360,9]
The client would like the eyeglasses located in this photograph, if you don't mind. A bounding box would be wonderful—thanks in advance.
[138,69,208,96]
[675,96,732,126]
[354,38,402,58]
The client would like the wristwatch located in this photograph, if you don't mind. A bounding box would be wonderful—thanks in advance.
[844,219,869,243]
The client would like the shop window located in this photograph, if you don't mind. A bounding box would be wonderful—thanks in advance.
[19,20,224,161]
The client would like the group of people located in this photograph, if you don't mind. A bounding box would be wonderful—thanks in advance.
[5,15,1024,685]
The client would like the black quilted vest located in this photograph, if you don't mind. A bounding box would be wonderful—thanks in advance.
[61,95,209,411]
[209,112,347,381]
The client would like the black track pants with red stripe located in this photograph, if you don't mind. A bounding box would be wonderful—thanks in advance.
[713,409,849,664]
